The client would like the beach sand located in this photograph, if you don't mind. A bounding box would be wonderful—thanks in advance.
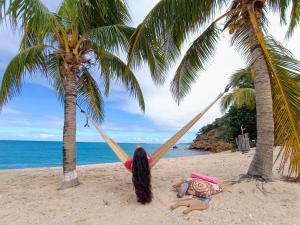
[1,149,300,225]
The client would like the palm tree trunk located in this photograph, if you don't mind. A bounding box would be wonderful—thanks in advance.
[247,25,274,180]
[61,69,79,188]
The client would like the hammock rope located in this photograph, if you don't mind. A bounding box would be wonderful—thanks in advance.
[79,87,229,169]
[150,91,225,167]
[81,111,130,163]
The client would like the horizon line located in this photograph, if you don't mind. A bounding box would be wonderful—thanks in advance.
[0,139,192,145]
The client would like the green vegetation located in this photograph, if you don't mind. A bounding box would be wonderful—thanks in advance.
[224,107,257,143]
[197,106,256,144]
[197,118,225,138]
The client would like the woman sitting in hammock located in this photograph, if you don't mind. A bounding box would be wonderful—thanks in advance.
[80,91,226,203]
[124,146,153,204]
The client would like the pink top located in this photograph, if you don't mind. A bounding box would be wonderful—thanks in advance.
[124,156,153,170]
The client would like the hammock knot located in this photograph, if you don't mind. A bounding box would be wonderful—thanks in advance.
[84,117,90,128]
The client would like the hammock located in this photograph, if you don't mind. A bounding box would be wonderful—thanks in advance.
[80,89,228,169]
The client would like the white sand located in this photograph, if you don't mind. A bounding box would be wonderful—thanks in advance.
[1,149,300,225]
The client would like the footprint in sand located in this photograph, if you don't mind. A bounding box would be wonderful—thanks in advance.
[103,200,111,206]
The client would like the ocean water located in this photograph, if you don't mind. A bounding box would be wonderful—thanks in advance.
[0,140,207,169]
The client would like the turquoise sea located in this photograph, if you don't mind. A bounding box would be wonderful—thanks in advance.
[0,140,206,169]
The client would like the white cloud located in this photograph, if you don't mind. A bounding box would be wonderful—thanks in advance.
[0,115,63,128]
[0,26,20,56]
[117,32,244,131]
[38,133,57,139]
[1,106,22,115]
[101,122,156,132]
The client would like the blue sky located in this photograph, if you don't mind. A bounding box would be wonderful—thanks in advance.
[0,1,300,143]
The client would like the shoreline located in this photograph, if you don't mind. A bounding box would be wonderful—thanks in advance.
[0,153,208,172]
[1,150,299,225]
[0,161,128,172]
[0,144,209,171]
[0,140,205,170]
[0,139,192,145]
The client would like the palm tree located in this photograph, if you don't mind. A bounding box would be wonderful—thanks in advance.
[221,41,300,180]
[128,0,300,181]
[0,0,145,188]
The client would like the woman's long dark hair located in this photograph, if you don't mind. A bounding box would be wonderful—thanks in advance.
[132,147,153,204]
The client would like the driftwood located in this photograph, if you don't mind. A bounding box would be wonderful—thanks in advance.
[235,133,250,153]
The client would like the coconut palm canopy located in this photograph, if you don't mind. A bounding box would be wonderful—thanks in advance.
[128,0,300,180]
[0,0,145,122]
[0,0,145,187]
[221,38,300,112]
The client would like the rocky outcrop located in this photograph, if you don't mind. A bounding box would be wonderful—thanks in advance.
[189,129,234,153]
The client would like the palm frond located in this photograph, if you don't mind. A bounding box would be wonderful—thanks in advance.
[221,88,256,112]
[89,0,131,25]
[267,37,300,74]
[221,67,255,111]
[102,68,110,97]
[170,22,221,103]
[19,29,51,50]
[46,55,64,103]
[58,0,130,33]
[128,0,228,84]
[0,0,5,20]
[103,0,131,25]
[267,0,300,37]
[267,38,300,178]
[77,67,104,123]
[128,25,170,85]
[7,0,58,33]
[228,67,254,88]
[93,47,145,111]
[230,22,252,62]
[286,0,300,38]
[0,45,49,109]
[57,0,81,31]
[86,25,135,53]
[268,0,290,25]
